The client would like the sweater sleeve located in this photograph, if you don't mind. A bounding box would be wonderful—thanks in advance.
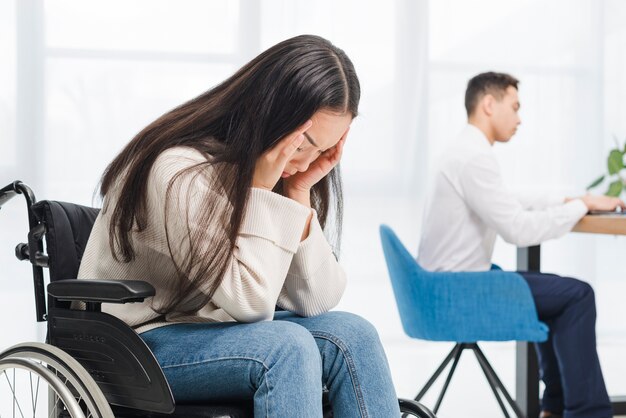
[153,151,311,323]
[276,213,346,316]
[458,153,588,247]
[210,188,312,322]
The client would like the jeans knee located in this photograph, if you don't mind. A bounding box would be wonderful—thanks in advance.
[316,311,382,349]
[267,321,321,372]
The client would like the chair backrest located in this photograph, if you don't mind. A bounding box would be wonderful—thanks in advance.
[379,225,433,338]
[379,225,548,343]
[32,200,100,282]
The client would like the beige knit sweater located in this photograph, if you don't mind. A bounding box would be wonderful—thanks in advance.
[77,147,346,333]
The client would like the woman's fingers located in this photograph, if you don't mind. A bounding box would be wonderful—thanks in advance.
[282,126,351,192]
[278,133,305,165]
[324,126,350,166]
[334,127,350,160]
[340,126,350,144]
[272,120,312,163]
[252,120,312,191]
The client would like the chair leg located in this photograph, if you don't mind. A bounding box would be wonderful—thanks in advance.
[471,344,511,418]
[472,344,525,418]
[415,343,462,402]
[432,343,464,414]
[414,343,526,417]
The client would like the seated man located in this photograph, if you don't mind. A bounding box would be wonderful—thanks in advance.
[418,71,621,418]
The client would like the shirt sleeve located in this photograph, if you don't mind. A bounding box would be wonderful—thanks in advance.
[515,191,566,210]
[276,213,347,316]
[457,153,588,247]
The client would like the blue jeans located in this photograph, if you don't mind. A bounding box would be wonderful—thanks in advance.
[520,272,612,418]
[140,311,401,417]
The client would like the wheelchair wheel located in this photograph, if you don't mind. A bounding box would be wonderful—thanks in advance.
[399,398,437,418]
[0,342,113,418]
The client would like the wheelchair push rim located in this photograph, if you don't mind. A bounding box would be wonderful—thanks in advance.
[0,342,113,418]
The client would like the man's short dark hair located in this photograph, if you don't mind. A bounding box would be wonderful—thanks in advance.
[465,72,519,116]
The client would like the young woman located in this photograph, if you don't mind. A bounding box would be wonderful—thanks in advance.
[77,35,402,417]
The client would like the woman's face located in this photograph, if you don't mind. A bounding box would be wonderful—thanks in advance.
[282,110,352,178]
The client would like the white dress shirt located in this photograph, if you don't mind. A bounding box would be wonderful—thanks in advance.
[418,124,588,272]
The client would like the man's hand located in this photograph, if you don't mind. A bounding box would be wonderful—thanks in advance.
[572,195,626,212]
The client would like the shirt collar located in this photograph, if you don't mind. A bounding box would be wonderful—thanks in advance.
[463,123,493,148]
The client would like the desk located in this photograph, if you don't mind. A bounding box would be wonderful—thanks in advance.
[516,214,626,417]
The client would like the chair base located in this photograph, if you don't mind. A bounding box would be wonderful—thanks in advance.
[415,343,525,418]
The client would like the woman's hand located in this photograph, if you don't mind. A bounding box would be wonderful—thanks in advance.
[252,120,312,191]
[285,127,349,241]
[283,127,350,201]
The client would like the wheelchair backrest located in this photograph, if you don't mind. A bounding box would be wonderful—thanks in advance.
[31,200,100,283]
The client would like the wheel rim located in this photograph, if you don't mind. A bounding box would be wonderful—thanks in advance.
[0,343,112,418]
[0,357,86,417]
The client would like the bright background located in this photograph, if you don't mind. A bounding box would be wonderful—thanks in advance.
[2,1,626,416]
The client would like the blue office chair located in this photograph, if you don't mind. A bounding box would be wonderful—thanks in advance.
[379,225,548,417]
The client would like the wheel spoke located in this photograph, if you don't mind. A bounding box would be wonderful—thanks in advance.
[35,376,40,415]
[29,372,34,416]
[47,398,58,418]
[2,370,26,418]
[29,371,41,416]
[33,368,41,412]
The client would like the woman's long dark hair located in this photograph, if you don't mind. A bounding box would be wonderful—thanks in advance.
[100,35,360,314]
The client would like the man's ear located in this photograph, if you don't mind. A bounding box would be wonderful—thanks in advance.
[482,94,495,117]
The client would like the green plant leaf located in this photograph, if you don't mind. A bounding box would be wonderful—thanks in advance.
[608,149,624,175]
[606,180,623,197]
[586,175,605,190]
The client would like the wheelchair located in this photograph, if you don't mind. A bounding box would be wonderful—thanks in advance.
[0,180,436,418]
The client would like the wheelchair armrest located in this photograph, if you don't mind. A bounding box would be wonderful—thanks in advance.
[47,279,155,304]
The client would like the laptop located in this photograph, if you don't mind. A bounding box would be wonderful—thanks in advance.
[588,208,626,215]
